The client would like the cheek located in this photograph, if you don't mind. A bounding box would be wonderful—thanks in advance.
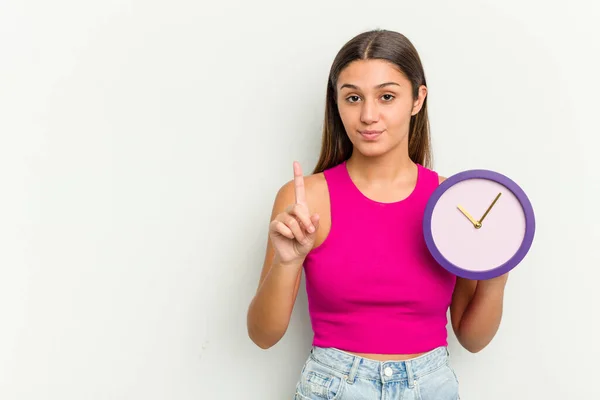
[383,105,412,127]
[337,105,355,123]
[337,107,359,134]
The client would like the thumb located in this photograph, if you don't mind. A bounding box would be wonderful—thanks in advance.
[308,213,320,236]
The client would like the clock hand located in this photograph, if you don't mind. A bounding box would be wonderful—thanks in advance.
[478,192,502,225]
[457,205,481,228]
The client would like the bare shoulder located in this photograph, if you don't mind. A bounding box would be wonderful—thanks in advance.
[304,173,329,209]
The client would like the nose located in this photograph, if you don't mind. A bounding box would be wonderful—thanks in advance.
[360,98,379,125]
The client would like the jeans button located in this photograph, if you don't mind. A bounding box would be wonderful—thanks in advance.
[384,367,393,377]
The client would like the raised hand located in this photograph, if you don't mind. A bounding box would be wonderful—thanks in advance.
[269,161,320,266]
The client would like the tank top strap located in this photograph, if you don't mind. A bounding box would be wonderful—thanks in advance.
[322,161,364,205]
[415,163,440,194]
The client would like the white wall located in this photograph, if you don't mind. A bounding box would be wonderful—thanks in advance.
[1,1,599,399]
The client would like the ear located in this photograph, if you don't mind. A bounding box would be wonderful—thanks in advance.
[411,85,428,116]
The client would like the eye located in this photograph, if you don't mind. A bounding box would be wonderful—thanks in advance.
[345,95,361,103]
[381,94,395,102]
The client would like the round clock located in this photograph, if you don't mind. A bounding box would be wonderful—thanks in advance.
[423,169,535,280]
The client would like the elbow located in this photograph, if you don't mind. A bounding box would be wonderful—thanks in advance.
[246,312,284,350]
[464,343,486,353]
[246,294,292,350]
[457,334,491,354]
[455,330,489,354]
[248,333,271,349]
[247,324,283,350]
[253,338,277,350]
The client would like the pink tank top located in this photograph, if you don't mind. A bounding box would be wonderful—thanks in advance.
[303,161,457,354]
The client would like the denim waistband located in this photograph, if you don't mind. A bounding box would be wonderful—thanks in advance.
[309,346,449,383]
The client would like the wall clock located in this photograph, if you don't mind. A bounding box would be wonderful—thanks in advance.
[423,169,535,280]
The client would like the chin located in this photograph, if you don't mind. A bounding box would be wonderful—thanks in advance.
[354,143,390,158]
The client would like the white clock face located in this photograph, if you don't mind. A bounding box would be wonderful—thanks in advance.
[430,178,526,273]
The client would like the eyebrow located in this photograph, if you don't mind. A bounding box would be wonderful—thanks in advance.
[339,82,401,90]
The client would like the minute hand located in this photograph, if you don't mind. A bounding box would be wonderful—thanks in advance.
[478,192,502,224]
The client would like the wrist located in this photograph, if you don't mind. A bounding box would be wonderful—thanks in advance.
[272,255,304,270]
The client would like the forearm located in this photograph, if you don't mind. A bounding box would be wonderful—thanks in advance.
[247,258,302,349]
[456,278,507,353]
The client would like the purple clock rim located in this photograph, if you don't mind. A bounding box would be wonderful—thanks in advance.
[423,169,536,280]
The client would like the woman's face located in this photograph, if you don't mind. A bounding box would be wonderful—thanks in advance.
[336,59,427,158]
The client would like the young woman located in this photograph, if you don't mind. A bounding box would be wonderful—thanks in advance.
[247,29,509,400]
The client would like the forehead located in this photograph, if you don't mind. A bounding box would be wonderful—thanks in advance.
[337,59,409,89]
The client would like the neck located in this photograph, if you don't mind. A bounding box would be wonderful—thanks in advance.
[346,144,415,184]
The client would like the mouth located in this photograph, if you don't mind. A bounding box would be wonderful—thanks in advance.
[359,130,383,140]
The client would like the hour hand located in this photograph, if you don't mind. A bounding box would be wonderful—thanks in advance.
[457,205,481,228]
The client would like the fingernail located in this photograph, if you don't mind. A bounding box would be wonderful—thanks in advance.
[308,225,315,233]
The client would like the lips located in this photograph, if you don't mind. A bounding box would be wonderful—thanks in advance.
[359,130,383,140]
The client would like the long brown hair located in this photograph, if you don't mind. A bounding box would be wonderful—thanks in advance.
[313,29,432,174]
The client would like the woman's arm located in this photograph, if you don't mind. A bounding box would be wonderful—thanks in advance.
[246,181,304,349]
[450,274,509,353]
[438,175,508,353]
[247,258,303,349]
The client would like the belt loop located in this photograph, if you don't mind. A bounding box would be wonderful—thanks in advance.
[406,360,415,389]
[346,356,360,384]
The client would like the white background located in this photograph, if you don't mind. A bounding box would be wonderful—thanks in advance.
[1,1,599,399]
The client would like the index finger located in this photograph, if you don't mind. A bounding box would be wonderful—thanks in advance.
[293,161,307,205]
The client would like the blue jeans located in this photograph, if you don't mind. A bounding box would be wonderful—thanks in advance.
[294,346,460,400]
